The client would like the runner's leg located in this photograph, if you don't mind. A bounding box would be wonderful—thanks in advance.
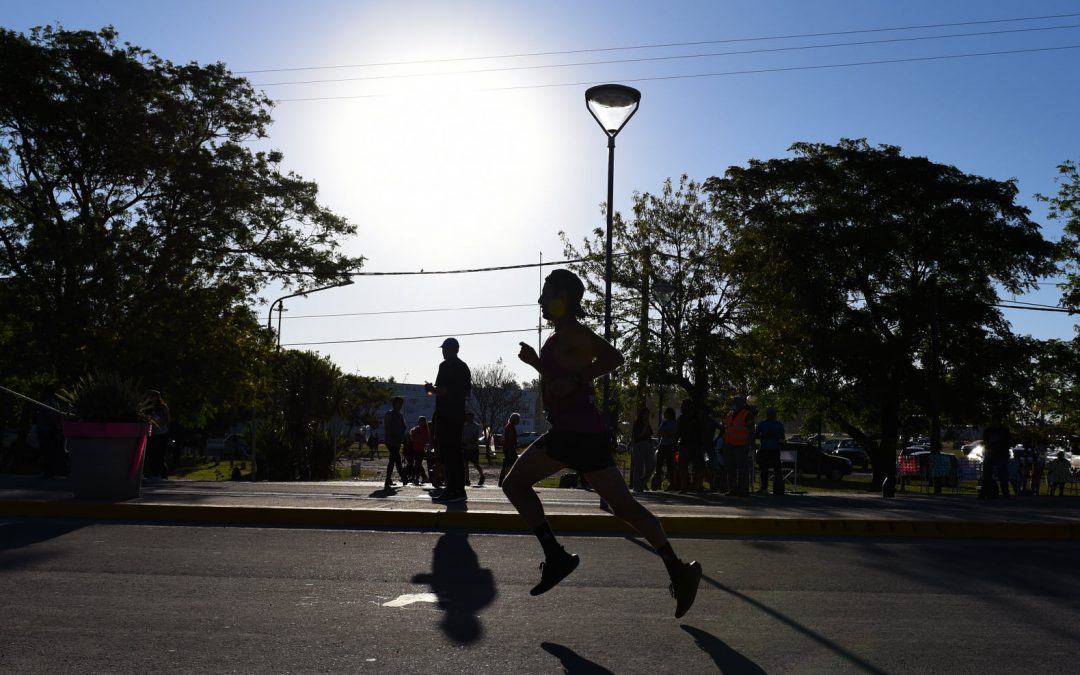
[502,443,567,527]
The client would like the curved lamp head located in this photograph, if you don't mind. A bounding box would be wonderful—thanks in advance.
[585,84,641,137]
[653,279,676,307]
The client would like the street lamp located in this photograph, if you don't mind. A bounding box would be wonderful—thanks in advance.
[652,279,675,429]
[267,278,355,349]
[585,83,641,425]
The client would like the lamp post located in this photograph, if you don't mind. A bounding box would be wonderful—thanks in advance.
[652,278,675,429]
[267,279,355,349]
[585,83,640,426]
[253,278,355,481]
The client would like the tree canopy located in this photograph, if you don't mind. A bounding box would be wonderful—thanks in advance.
[706,139,1058,484]
[0,26,362,427]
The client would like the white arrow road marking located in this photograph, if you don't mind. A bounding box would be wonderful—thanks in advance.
[382,593,439,607]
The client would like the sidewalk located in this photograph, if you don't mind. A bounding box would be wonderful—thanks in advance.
[2,475,1079,539]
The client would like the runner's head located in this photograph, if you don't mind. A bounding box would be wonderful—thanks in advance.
[539,269,586,321]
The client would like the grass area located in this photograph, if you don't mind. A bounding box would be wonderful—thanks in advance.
[170,449,984,496]
[171,460,251,481]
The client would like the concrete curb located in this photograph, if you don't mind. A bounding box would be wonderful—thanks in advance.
[3,499,1078,540]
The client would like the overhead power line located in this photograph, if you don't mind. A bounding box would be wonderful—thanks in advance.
[243,256,595,277]
[994,303,1076,314]
[280,303,535,320]
[254,23,1080,87]
[276,44,1080,102]
[281,327,539,347]
[237,11,1080,74]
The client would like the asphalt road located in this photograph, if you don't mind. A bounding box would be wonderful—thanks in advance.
[2,520,1078,674]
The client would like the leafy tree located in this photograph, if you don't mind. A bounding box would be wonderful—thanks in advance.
[262,350,347,480]
[469,360,523,445]
[0,26,361,428]
[339,374,393,445]
[1040,159,1080,313]
[561,176,752,424]
[706,139,1057,486]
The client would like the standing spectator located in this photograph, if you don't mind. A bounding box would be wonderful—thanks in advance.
[1031,446,1046,496]
[428,337,471,503]
[652,407,677,491]
[927,445,951,495]
[462,412,485,486]
[723,396,754,496]
[675,399,703,493]
[498,413,521,488]
[147,390,171,479]
[755,408,785,495]
[382,396,408,490]
[406,416,431,485]
[35,389,67,478]
[979,413,1012,500]
[366,431,379,460]
[630,406,654,492]
[1046,450,1071,496]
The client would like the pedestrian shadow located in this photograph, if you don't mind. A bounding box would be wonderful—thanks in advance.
[540,642,615,675]
[680,625,765,673]
[411,531,495,643]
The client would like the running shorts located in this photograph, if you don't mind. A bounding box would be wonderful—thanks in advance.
[535,430,615,472]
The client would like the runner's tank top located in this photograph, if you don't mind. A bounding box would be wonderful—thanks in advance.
[539,332,607,433]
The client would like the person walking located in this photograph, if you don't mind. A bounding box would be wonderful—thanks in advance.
[428,337,471,503]
[723,396,753,496]
[503,269,702,618]
[366,431,379,460]
[382,397,409,490]
[462,412,484,486]
[498,412,521,487]
[630,406,654,492]
[755,408,785,495]
[652,407,677,490]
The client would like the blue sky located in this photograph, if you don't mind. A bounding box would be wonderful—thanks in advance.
[4,1,1079,384]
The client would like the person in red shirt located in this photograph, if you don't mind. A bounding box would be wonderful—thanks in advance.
[406,417,430,485]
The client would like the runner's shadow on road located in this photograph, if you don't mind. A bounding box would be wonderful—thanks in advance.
[700,573,888,675]
[412,531,495,644]
[681,625,765,673]
[540,642,615,675]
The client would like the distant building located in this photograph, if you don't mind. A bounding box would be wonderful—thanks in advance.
[382,382,541,433]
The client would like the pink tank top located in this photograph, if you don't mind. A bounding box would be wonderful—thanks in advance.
[539,332,607,433]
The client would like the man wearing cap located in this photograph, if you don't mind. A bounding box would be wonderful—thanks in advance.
[427,337,471,503]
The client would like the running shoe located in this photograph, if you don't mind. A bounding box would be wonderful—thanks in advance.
[670,560,702,618]
[529,550,580,596]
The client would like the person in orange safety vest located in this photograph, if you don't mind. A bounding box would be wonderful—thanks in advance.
[722,396,754,496]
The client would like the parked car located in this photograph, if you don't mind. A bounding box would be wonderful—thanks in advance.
[831,446,870,470]
[898,450,961,487]
[899,444,930,456]
[820,438,846,453]
[960,440,982,455]
[779,442,853,481]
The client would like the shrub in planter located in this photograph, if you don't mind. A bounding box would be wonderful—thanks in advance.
[58,372,154,499]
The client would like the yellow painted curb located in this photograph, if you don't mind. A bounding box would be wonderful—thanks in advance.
[1,500,1077,540]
